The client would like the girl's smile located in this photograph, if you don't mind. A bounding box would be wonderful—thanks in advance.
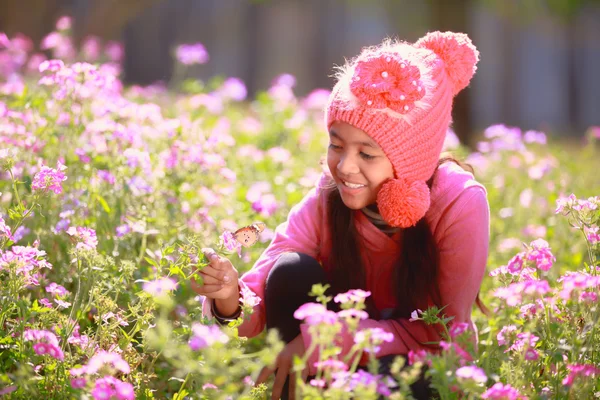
[327,121,395,210]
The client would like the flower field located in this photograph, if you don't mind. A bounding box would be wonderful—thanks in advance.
[1,19,600,399]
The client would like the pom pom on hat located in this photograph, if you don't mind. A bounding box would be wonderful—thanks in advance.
[376,178,431,228]
[416,31,479,95]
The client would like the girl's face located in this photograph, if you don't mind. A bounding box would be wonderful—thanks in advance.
[327,121,395,210]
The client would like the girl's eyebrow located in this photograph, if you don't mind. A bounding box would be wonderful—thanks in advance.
[329,130,379,149]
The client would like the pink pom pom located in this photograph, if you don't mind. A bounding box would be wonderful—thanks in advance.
[376,179,430,228]
[416,31,479,95]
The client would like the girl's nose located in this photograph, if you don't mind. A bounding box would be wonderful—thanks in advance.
[337,154,360,175]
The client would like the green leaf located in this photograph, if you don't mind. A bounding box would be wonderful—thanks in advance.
[95,193,111,213]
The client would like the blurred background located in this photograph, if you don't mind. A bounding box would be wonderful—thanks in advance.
[1,0,599,144]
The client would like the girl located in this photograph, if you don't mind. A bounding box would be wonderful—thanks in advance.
[193,31,490,399]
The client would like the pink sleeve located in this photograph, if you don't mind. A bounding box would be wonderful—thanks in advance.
[203,184,324,337]
[301,186,489,373]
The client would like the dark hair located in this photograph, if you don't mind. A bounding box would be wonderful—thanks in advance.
[326,156,488,322]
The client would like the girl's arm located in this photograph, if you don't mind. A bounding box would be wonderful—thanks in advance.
[301,186,490,372]
[202,182,325,336]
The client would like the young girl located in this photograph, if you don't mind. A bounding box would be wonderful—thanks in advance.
[193,31,489,399]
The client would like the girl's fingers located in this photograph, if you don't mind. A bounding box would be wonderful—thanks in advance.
[202,247,222,265]
[199,265,229,282]
[193,284,223,294]
[271,366,289,400]
[197,272,220,286]
[255,366,274,387]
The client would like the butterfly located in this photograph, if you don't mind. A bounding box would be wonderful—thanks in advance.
[233,222,266,248]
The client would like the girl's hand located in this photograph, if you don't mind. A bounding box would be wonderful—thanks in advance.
[255,334,308,400]
[191,248,239,300]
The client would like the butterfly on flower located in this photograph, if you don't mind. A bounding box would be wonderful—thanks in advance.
[233,222,266,248]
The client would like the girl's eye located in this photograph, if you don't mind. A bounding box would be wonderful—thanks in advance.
[328,143,341,150]
[360,152,375,160]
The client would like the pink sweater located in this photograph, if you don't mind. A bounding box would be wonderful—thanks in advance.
[204,162,489,370]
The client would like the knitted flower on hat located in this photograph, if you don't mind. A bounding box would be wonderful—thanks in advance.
[326,31,479,228]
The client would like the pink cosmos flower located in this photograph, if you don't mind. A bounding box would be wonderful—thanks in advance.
[562,364,600,386]
[31,161,67,194]
[449,322,470,339]
[70,377,87,389]
[408,349,430,366]
[240,285,261,308]
[334,289,372,304]
[354,328,394,354]
[175,43,209,65]
[220,231,242,257]
[481,382,522,399]
[526,239,555,271]
[188,323,229,350]
[85,350,131,374]
[46,282,69,297]
[294,302,338,325]
[143,277,178,297]
[0,215,13,241]
[66,226,98,251]
[455,365,487,384]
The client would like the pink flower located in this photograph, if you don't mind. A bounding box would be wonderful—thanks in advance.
[314,358,348,372]
[189,323,229,350]
[294,302,338,325]
[31,161,67,194]
[66,226,98,251]
[202,383,218,390]
[449,322,470,339]
[354,328,394,353]
[46,282,69,297]
[562,364,600,386]
[526,239,555,271]
[219,231,242,257]
[481,382,522,399]
[409,309,423,322]
[350,52,426,114]
[455,365,487,384]
[337,309,369,320]
[408,349,430,366]
[176,43,209,65]
[70,376,87,389]
[334,289,372,304]
[240,285,261,308]
[524,348,539,361]
[496,325,518,346]
[0,214,13,241]
[86,351,131,374]
[143,277,178,296]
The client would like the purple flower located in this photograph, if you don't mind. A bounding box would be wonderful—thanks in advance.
[143,277,178,297]
[24,329,59,346]
[251,194,278,217]
[523,130,547,145]
[481,382,522,399]
[188,323,229,350]
[31,161,67,194]
[32,342,64,360]
[116,224,131,237]
[175,43,209,65]
[455,365,487,384]
[409,309,423,322]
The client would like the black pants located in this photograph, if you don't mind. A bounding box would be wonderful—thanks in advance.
[264,252,434,399]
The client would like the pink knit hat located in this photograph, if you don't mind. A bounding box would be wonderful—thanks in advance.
[326,31,479,228]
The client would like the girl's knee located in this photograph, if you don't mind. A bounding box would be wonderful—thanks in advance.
[266,252,326,296]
